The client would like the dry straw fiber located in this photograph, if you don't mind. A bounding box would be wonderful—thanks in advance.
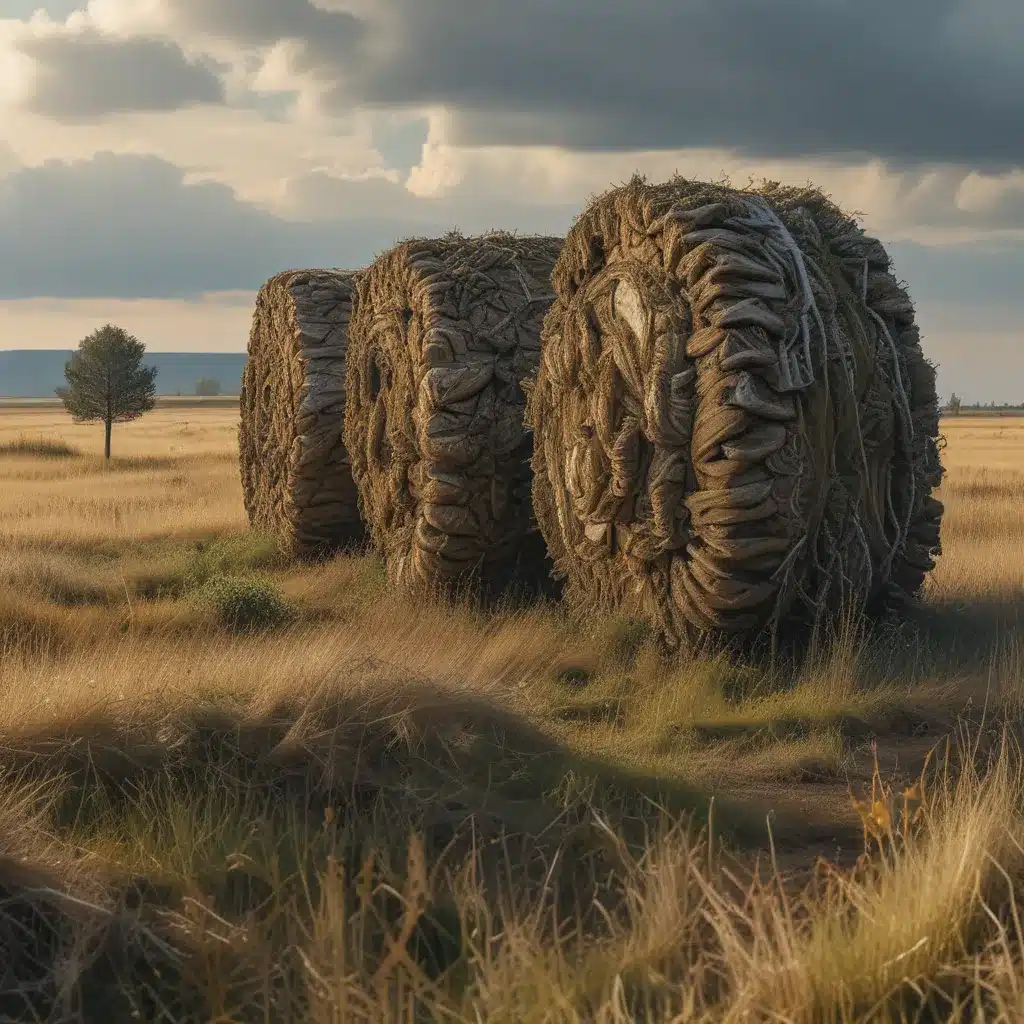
[527,176,943,650]
[239,269,364,560]
[344,232,563,593]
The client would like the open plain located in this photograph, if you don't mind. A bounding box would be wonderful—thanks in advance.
[1,403,1023,1021]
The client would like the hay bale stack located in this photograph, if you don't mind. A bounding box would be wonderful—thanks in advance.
[527,177,943,650]
[344,232,563,592]
[239,269,364,560]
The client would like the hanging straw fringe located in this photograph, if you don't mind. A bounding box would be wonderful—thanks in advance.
[527,176,944,652]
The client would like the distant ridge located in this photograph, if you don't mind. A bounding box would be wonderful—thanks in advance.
[0,350,248,398]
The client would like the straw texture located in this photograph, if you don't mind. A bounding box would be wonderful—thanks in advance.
[239,269,364,560]
[527,177,943,650]
[344,232,563,593]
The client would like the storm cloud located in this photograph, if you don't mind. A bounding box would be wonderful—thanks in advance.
[11,0,1022,165]
[346,0,1023,166]
[18,33,224,120]
[139,0,1024,167]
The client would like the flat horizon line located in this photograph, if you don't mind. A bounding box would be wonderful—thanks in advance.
[0,348,249,354]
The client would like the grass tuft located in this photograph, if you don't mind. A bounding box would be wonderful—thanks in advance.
[0,434,81,458]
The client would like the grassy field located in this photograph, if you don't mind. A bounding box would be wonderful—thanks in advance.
[1,407,1023,1021]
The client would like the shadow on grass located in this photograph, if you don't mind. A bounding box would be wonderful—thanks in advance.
[877,589,1024,681]
[0,595,96,659]
[0,564,114,608]
[0,854,213,1023]
[1,682,775,857]
[0,679,780,1021]
[0,663,1005,1019]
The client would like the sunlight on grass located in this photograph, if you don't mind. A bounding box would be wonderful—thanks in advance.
[1,409,1024,1019]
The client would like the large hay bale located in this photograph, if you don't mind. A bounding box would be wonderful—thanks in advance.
[344,232,563,593]
[527,177,943,651]
[239,269,364,560]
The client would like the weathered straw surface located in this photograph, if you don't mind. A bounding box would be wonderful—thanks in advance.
[239,269,364,560]
[527,177,943,651]
[344,232,563,593]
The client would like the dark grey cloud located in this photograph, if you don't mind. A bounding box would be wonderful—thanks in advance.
[18,33,224,119]
[0,151,1019,328]
[353,0,1023,166]
[12,0,1019,165]
[0,143,19,178]
[210,0,1018,168]
[0,152,576,299]
[0,153,392,298]
[162,0,365,76]
[370,116,430,176]
[163,0,361,45]
[887,239,1024,310]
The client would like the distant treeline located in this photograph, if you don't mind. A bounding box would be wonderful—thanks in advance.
[943,402,1024,415]
[0,350,247,398]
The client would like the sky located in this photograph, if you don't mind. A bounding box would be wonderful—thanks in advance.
[1,1,1022,403]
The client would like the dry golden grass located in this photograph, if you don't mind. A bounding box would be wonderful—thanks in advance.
[928,419,1024,601]
[1,408,1023,1021]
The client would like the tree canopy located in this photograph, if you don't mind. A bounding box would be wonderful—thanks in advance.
[56,324,158,458]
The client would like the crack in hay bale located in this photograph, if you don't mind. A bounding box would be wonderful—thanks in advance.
[239,269,365,561]
[344,232,563,595]
[527,176,943,652]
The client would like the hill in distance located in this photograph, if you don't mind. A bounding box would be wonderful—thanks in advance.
[0,350,248,398]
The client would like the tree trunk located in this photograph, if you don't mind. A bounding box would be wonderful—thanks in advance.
[104,417,112,460]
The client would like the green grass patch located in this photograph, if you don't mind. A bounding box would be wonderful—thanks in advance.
[130,534,289,600]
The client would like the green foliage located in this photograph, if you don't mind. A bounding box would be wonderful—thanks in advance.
[56,324,158,458]
[195,376,221,397]
[948,392,962,415]
[196,574,293,632]
[178,538,293,632]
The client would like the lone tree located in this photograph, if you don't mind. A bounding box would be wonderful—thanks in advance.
[56,324,158,459]
[195,375,221,397]
[948,392,962,416]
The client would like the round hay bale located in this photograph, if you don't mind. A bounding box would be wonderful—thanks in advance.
[344,232,563,594]
[527,177,943,651]
[239,269,364,560]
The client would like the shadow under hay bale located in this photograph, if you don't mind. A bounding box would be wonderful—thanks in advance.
[239,269,365,562]
[527,176,944,654]
[344,231,563,599]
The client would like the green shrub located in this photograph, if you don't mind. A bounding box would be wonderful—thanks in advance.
[196,575,293,632]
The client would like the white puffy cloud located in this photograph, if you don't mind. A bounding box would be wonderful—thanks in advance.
[406,131,1024,243]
